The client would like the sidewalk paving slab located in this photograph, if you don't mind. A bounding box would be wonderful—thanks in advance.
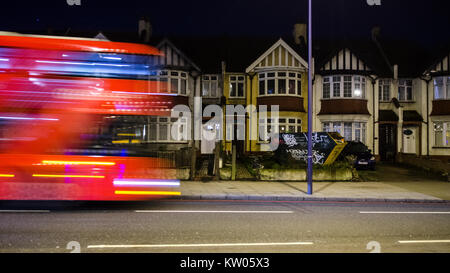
[176,180,450,203]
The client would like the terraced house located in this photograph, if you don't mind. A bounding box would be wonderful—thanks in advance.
[312,42,379,159]
[243,38,308,153]
[210,34,309,155]
[313,39,450,163]
[56,24,450,175]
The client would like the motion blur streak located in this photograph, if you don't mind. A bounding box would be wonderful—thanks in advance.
[113,179,180,187]
[0,116,59,121]
[115,191,182,196]
[0,33,180,201]
[41,160,116,166]
[32,174,105,178]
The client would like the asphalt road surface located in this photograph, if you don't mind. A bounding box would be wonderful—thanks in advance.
[0,200,449,253]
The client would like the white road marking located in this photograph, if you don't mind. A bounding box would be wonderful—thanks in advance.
[398,240,450,244]
[135,210,293,214]
[0,210,50,213]
[359,211,450,214]
[87,241,313,249]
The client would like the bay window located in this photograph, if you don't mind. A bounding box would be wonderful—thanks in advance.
[258,71,301,96]
[322,75,366,99]
[148,116,188,142]
[149,70,188,95]
[433,76,450,99]
[323,121,366,143]
[433,121,450,147]
[259,117,302,141]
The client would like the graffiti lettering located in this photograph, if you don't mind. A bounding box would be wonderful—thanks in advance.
[287,149,326,165]
[282,134,298,147]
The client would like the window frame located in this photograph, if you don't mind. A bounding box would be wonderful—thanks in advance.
[148,116,189,143]
[258,116,302,142]
[379,79,391,102]
[398,79,414,102]
[202,74,219,98]
[433,121,450,147]
[149,69,189,96]
[322,121,367,143]
[433,76,450,100]
[258,71,302,97]
[322,75,366,99]
[229,75,246,98]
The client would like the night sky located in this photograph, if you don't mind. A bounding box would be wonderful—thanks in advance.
[1,0,449,48]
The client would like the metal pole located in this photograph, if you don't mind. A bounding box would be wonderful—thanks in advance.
[307,0,313,195]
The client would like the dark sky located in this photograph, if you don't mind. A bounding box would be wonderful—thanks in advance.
[1,0,449,48]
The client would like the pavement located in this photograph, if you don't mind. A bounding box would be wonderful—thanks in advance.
[177,180,449,203]
[177,164,450,203]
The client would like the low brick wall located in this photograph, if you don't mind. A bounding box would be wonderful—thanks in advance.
[148,168,190,180]
[219,167,353,181]
[258,168,353,181]
[396,153,450,181]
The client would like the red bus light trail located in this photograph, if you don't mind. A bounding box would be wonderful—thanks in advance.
[0,33,179,201]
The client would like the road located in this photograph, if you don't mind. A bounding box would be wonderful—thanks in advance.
[0,200,449,253]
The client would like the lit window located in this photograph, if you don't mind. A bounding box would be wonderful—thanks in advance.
[434,77,450,100]
[434,122,450,147]
[322,75,365,99]
[323,121,366,143]
[258,72,302,96]
[259,117,302,141]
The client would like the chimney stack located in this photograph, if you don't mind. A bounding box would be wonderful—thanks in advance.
[293,23,307,45]
[138,17,152,43]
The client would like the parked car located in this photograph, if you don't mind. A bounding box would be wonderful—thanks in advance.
[339,141,376,170]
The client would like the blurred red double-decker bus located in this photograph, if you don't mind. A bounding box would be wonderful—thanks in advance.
[0,32,181,201]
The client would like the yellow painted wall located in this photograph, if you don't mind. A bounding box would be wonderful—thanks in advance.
[222,72,247,152]
[221,41,309,154]
[245,71,309,153]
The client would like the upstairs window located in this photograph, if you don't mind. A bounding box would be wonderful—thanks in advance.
[258,71,301,96]
[379,79,391,102]
[398,79,413,101]
[149,70,188,95]
[202,75,219,98]
[229,75,245,98]
[322,75,365,99]
[434,76,450,100]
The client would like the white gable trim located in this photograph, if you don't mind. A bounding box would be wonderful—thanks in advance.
[156,38,201,72]
[320,48,372,73]
[94,32,109,41]
[430,53,450,74]
[245,38,308,73]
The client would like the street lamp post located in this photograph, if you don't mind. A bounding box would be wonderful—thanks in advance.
[189,70,200,180]
[307,0,313,195]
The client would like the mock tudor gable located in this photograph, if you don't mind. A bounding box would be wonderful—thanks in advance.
[319,48,373,75]
[155,38,201,71]
[245,38,308,73]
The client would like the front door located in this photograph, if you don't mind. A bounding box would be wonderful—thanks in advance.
[379,123,397,162]
[402,127,417,154]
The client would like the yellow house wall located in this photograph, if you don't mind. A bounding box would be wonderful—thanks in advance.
[246,71,309,153]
